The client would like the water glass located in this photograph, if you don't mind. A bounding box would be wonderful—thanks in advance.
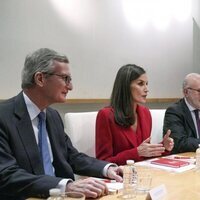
[135,167,152,193]
[61,192,85,200]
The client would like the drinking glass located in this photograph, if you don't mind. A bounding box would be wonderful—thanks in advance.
[135,166,152,193]
[61,192,85,200]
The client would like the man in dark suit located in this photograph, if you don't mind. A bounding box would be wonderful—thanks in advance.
[163,73,200,154]
[0,48,123,200]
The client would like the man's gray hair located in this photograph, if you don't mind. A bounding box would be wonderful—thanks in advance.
[182,73,200,90]
[21,48,69,89]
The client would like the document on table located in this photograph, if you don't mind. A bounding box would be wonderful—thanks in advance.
[106,182,123,193]
[93,178,123,192]
[150,158,190,168]
[135,155,196,173]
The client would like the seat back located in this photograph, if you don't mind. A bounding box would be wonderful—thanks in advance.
[150,109,166,144]
[64,111,98,157]
[64,109,166,156]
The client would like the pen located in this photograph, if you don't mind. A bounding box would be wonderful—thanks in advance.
[174,156,194,159]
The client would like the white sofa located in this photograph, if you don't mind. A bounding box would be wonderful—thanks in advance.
[64,109,166,156]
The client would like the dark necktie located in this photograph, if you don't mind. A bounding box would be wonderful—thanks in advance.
[194,109,200,138]
[38,112,54,176]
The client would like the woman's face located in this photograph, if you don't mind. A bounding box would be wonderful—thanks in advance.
[130,73,149,104]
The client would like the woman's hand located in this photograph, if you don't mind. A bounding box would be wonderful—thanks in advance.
[137,137,165,157]
[162,129,174,151]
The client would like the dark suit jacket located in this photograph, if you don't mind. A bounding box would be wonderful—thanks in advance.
[163,98,200,154]
[0,92,108,200]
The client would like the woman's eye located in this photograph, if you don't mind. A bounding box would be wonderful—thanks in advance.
[138,82,144,86]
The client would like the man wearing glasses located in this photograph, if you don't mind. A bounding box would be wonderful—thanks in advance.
[163,73,200,153]
[0,48,123,200]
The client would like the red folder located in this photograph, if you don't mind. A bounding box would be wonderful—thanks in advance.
[151,158,190,168]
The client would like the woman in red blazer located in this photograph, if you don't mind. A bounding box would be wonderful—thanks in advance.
[95,64,174,165]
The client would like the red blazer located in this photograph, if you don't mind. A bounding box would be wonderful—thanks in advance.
[95,105,152,165]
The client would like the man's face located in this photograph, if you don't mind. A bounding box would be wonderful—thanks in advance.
[184,77,200,109]
[43,61,73,104]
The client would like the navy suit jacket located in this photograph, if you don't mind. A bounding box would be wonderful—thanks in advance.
[0,92,108,200]
[163,98,200,153]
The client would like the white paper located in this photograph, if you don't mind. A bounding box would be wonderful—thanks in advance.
[135,157,195,173]
[106,182,123,191]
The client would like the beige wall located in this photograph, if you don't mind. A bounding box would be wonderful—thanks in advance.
[0,0,198,100]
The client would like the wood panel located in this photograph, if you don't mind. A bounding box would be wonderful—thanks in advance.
[65,98,180,104]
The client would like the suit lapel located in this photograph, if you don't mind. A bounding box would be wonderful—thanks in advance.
[45,110,74,179]
[45,109,60,146]
[45,110,67,163]
[46,110,58,154]
[181,99,197,135]
[122,126,137,147]
[121,105,150,147]
[14,93,44,174]
[137,106,150,141]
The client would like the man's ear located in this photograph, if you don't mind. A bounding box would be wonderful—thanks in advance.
[34,72,45,87]
[183,88,188,97]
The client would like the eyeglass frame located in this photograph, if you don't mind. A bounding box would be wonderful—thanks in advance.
[43,72,72,84]
[187,87,200,93]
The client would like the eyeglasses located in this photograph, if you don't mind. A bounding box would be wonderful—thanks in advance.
[187,87,200,93]
[44,72,72,84]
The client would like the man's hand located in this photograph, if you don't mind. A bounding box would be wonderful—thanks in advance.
[107,166,123,182]
[163,129,174,151]
[66,177,108,198]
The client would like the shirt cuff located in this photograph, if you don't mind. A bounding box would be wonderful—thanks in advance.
[57,179,73,194]
[103,163,118,177]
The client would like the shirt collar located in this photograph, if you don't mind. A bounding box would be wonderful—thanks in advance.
[23,92,46,120]
[184,97,196,112]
